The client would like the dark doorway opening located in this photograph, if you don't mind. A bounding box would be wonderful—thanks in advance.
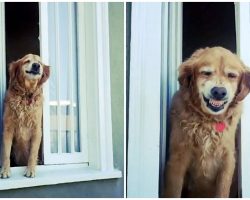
[182,2,236,60]
[5,2,42,166]
[182,2,238,198]
[5,2,40,78]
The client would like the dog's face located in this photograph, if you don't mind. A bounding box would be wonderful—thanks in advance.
[179,47,250,116]
[21,54,44,80]
[9,54,50,89]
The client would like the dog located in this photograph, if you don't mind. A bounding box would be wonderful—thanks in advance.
[0,54,50,178]
[164,47,250,197]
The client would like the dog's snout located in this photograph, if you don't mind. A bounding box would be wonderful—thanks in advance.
[31,63,40,72]
[211,87,227,100]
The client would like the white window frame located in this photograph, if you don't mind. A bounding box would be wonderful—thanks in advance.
[42,2,88,165]
[0,2,121,191]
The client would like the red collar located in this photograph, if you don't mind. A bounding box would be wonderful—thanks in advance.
[214,122,226,133]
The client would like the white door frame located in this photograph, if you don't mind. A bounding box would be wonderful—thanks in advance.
[159,2,182,196]
[127,2,182,197]
[127,3,162,197]
[235,2,250,197]
[0,2,6,166]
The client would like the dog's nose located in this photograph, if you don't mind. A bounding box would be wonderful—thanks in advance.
[31,63,40,72]
[211,87,227,100]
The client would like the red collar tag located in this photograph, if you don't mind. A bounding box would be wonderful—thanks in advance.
[215,122,226,133]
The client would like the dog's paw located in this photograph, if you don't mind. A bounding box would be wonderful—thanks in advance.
[24,166,36,178]
[0,167,11,179]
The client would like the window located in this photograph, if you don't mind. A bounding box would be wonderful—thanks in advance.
[43,2,87,165]
[0,2,121,190]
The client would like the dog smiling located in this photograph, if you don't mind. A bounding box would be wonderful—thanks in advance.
[164,47,250,197]
[0,54,50,178]
[196,55,243,115]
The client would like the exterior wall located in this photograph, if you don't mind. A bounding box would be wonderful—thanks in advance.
[0,2,124,197]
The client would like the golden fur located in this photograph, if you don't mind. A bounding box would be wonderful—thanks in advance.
[0,54,50,178]
[164,47,250,197]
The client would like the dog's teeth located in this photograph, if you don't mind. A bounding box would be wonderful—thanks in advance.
[209,98,224,107]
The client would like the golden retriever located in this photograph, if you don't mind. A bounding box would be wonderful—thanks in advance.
[0,54,50,178]
[164,47,250,197]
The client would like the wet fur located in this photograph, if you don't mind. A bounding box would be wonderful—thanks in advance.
[1,54,50,178]
[164,47,250,197]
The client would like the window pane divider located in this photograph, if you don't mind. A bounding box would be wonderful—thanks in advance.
[68,3,75,154]
[55,3,62,154]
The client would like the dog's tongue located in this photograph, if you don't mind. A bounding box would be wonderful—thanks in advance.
[215,122,226,132]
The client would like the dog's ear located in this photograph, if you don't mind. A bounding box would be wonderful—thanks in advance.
[178,48,206,88]
[178,62,193,88]
[39,65,50,85]
[235,70,250,102]
[8,60,21,85]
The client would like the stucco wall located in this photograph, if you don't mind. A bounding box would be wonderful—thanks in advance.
[0,2,124,198]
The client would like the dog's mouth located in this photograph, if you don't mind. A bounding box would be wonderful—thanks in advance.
[202,95,228,112]
[25,70,40,76]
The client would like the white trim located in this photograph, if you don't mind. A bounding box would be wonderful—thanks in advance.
[96,2,114,171]
[77,2,115,172]
[0,2,5,122]
[0,164,121,191]
[0,2,6,166]
[123,2,127,196]
[40,2,51,164]
[40,2,118,174]
[76,2,89,160]
[127,3,162,198]
[235,2,250,198]
[41,2,87,164]
[54,3,62,155]
[159,2,182,196]
[67,2,75,154]
[0,2,6,153]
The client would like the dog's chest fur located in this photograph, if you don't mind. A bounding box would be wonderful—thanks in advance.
[6,92,43,133]
[180,110,239,181]
[5,91,43,165]
[181,119,224,177]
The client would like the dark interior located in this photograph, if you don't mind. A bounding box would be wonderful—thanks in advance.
[5,2,40,84]
[182,2,238,197]
[5,2,42,166]
[182,2,236,60]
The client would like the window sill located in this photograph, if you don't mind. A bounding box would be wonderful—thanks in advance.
[0,164,122,190]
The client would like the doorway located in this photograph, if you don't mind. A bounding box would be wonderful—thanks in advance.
[5,2,40,83]
[182,2,236,59]
[4,2,42,166]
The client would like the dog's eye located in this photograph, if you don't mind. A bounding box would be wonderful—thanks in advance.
[228,73,237,79]
[24,60,30,64]
[201,71,212,77]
